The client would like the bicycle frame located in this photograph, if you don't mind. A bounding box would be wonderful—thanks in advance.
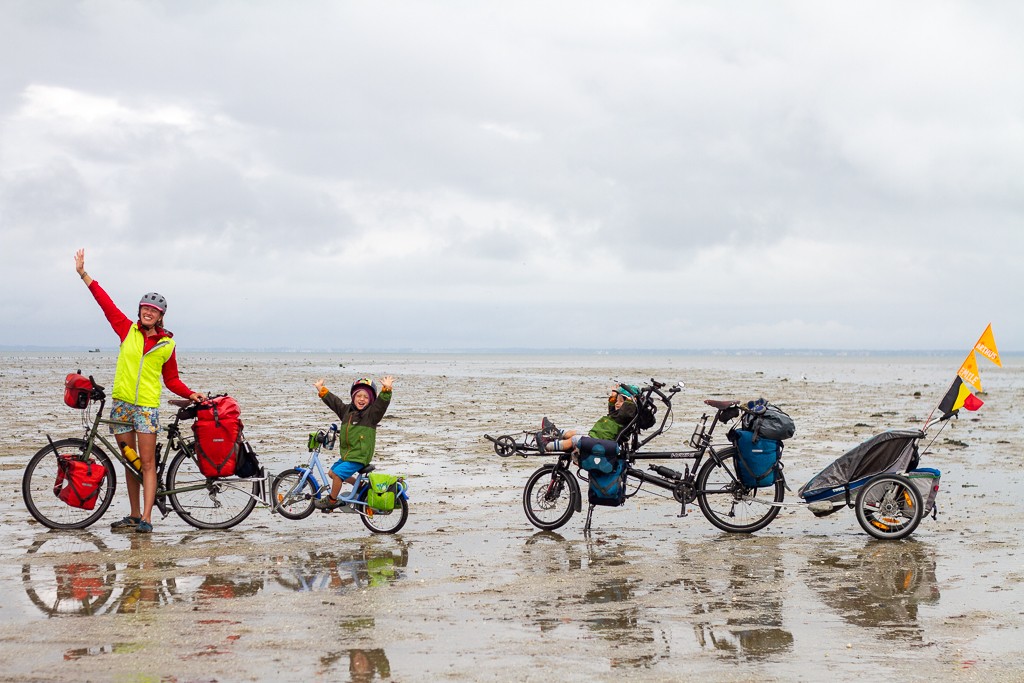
[70,395,272,517]
[521,380,787,534]
[619,382,758,501]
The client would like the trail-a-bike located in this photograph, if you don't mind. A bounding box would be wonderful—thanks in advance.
[489,379,944,540]
[488,379,786,534]
[271,424,409,534]
[23,376,265,530]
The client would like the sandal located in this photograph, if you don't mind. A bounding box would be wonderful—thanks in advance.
[111,516,141,531]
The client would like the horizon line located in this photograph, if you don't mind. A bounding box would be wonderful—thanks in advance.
[1,345,1018,356]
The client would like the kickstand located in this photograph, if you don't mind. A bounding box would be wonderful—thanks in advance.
[677,503,688,518]
[584,504,595,532]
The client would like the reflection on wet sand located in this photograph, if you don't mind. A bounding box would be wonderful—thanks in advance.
[318,647,392,682]
[21,533,117,617]
[804,540,940,642]
[519,532,798,666]
[674,537,794,661]
[521,532,671,669]
[20,532,409,618]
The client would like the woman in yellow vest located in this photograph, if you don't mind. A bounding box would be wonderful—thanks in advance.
[75,249,205,533]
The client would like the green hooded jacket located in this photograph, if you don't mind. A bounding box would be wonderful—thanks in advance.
[588,399,637,440]
[320,389,392,465]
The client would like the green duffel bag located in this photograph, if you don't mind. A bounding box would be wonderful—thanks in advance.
[366,473,401,511]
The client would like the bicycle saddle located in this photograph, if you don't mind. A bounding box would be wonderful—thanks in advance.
[359,465,376,474]
[168,399,192,408]
[704,399,738,410]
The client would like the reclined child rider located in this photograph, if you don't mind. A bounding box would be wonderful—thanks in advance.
[535,384,639,457]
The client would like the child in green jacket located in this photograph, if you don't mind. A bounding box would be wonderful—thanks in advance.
[536,384,639,454]
[312,375,395,510]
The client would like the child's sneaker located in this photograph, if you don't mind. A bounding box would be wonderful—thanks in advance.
[135,520,153,534]
[535,432,547,454]
[314,495,340,511]
[541,417,559,438]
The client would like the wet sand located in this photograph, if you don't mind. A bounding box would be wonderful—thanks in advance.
[0,351,1022,682]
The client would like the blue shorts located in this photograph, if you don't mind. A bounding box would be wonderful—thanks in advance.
[330,460,365,481]
[109,399,160,434]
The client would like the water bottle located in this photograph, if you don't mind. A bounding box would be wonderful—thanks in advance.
[122,445,141,471]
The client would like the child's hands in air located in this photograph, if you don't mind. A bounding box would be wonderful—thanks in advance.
[380,375,395,392]
[313,378,326,394]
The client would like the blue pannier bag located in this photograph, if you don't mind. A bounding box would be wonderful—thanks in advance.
[577,436,619,474]
[732,429,779,487]
[587,459,628,507]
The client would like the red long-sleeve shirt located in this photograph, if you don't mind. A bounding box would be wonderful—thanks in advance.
[88,280,193,399]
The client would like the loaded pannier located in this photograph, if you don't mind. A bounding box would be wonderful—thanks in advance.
[55,458,106,510]
[366,473,402,511]
[64,372,93,409]
[741,401,796,441]
[192,396,243,478]
[731,429,780,488]
[233,438,262,478]
[577,436,628,507]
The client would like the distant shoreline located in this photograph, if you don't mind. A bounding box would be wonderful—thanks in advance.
[1,346,1017,357]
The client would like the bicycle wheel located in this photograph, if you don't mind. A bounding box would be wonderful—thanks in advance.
[271,468,317,520]
[23,439,117,530]
[522,465,577,531]
[165,449,258,530]
[855,473,923,540]
[696,452,783,533]
[360,495,409,534]
[21,533,117,616]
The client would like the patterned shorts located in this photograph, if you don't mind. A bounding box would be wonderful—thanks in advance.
[109,399,160,435]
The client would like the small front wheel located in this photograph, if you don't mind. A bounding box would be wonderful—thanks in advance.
[523,465,577,531]
[494,436,518,457]
[855,473,923,540]
[696,451,783,533]
[360,495,409,534]
[22,439,117,530]
[271,469,317,520]
[165,449,258,529]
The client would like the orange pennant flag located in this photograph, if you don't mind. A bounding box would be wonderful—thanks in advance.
[974,323,1002,367]
[958,351,982,392]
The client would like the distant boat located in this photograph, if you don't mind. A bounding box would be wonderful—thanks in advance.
[88,348,101,353]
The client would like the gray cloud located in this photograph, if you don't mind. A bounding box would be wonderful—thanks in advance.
[1,1,1021,350]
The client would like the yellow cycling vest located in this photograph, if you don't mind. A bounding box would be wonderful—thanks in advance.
[112,324,175,408]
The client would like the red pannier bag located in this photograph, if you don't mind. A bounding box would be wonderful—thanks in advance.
[64,373,92,409]
[192,396,242,478]
[57,459,106,510]
[55,563,106,601]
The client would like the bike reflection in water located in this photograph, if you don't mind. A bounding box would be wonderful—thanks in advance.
[676,536,794,661]
[803,540,939,643]
[21,533,118,617]
[21,532,259,617]
[521,532,670,669]
[271,540,409,593]
[21,533,409,619]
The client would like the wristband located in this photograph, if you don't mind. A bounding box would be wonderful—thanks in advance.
[318,386,329,398]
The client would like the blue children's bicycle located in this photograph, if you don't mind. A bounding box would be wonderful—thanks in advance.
[270,424,409,534]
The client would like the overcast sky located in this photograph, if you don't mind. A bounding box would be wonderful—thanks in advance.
[1,1,1021,351]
